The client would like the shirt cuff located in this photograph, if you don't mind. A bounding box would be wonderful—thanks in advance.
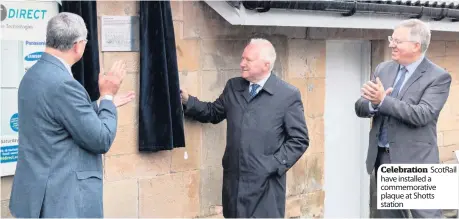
[98,95,114,107]
[369,101,377,112]
[368,97,385,112]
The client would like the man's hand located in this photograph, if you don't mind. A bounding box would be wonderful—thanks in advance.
[99,60,127,96]
[114,91,135,107]
[361,77,393,105]
[180,88,189,104]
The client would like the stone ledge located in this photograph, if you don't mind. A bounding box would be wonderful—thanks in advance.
[139,171,200,218]
[1,200,12,218]
[286,190,325,218]
[1,176,13,201]
[104,151,172,182]
[103,179,138,217]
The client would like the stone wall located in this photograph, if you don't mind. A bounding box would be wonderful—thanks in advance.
[1,1,458,218]
[428,41,459,164]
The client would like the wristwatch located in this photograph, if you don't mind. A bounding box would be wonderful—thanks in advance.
[102,95,113,101]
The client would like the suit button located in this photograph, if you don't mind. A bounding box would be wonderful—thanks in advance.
[282,160,286,164]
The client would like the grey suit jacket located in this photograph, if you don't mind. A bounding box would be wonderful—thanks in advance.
[9,53,118,218]
[355,57,452,174]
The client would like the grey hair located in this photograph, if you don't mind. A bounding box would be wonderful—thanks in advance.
[46,12,87,51]
[395,19,431,53]
[249,38,277,73]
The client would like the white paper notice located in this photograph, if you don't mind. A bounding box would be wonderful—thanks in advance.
[1,89,19,136]
[101,16,139,52]
[1,40,24,88]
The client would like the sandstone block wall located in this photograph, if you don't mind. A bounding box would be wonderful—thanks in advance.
[1,1,458,218]
[428,41,459,163]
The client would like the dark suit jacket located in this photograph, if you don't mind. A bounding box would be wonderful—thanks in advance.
[184,73,309,218]
[355,57,452,174]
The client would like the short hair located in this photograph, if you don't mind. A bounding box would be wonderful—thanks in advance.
[249,38,277,72]
[46,12,87,51]
[395,19,431,53]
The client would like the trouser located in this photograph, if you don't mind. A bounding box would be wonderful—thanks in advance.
[374,147,443,218]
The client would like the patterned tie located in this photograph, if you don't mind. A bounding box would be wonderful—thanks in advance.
[379,66,408,147]
[249,84,260,98]
[390,66,408,98]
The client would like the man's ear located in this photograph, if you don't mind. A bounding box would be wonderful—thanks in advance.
[265,62,271,71]
[71,43,79,54]
[414,42,422,53]
[76,43,84,54]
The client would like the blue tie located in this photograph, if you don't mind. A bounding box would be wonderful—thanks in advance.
[249,84,260,98]
[390,66,408,98]
[379,66,408,147]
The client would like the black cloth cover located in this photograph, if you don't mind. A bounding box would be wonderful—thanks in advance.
[138,0,185,151]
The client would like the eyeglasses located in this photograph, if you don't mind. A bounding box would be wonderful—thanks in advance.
[388,36,418,45]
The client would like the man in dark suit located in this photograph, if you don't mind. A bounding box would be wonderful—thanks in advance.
[180,38,309,218]
[9,12,134,218]
[355,19,452,218]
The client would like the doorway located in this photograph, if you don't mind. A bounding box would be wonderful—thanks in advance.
[323,40,372,217]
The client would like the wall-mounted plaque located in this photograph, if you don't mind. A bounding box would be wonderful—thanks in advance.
[101,16,139,52]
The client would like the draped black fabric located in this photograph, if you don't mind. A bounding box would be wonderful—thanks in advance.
[59,1,100,101]
[138,1,185,151]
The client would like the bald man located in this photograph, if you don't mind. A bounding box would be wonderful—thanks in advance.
[180,38,309,218]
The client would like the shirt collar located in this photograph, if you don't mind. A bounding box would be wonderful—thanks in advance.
[50,54,73,76]
[402,55,424,74]
[250,72,271,88]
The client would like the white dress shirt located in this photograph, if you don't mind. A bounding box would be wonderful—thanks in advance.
[249,73,271,94]
[50,54,73,77]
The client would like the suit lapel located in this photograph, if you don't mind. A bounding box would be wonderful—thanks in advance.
[235,78,251,103]
[242,87,251,103]
[236,73,277,104]
[382,62,399,89]
[261,74,276,96]
[397,58,428,99]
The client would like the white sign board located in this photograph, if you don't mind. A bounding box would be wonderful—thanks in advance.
[1,136,19,176]
[1,1,59,177]
[1,1,59,41]
[101,16,139,52]
[1,40,23,88]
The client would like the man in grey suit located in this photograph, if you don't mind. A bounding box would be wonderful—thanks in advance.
[180,38,309,218]
[355,19,452,218]
[9,12,134,218]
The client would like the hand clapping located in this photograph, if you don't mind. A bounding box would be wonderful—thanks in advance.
[361,77,393,105]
